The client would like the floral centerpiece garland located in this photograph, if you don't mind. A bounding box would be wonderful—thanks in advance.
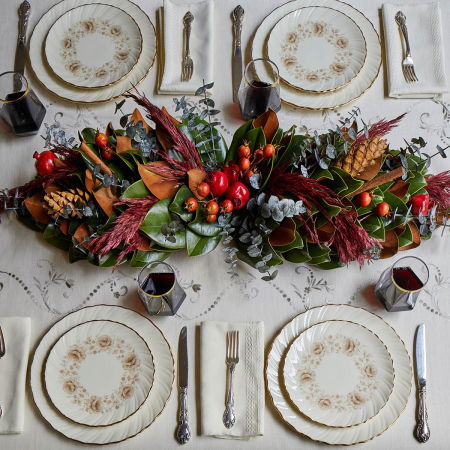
[1,83,449,281]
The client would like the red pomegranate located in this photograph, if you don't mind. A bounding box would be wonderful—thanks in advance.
[222,161,239,186]
[206,170,228,197]
[33,150,57,176]
[225,182,249,210]
[408,194,429,216]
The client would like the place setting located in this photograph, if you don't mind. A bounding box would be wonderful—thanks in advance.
[1,0,449,448]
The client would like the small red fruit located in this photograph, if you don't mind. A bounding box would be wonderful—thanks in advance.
[245,170,255,184]
[221,199,234,213]
[238,144,251,158]
[223,161,239,185]
[205,200,219,215]
[357,192,372,208]
[185,197,198,212]
[239,157,250,171]
[197,182,210,198]
[408,194,429,216]
[253,148,264,164]
[376,202,390,217]
[95,131,109,148]
[101,146,114,161]
[205,214,217,223]
[263,144,276,158]
[206,170,228,197]
[225,182,250,210]
[33,150,57,176]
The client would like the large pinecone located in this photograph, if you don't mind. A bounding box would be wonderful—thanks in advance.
[43,188,90,220]
[335,135,388,177]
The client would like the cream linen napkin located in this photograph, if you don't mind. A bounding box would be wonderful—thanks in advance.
[158,0,214,95]
[382,2,448,98]
[0,317,31,434]
[200,321,264,439]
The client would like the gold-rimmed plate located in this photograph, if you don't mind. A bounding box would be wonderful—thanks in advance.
[266,304,412,445]
[252,0,382,110]
[283,320,395,428]
[267,6,367,93]
[30,306,174,444]
[45,4,143,89]
[44,320,154,427]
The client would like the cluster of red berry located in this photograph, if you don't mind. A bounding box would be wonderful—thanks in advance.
[94,130,114,160]
[185,141,277,223]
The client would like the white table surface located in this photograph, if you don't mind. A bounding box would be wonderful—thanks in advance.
[0,0,450,449]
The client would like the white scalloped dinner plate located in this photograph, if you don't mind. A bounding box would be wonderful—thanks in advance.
[284,320,394,428]
[268,7,366,93]
[45,4,143,89]
[31,306,174,444]
[266,305,412,445]
[45,320,155,427]
[253,0,381,109]
[29,0,157,103]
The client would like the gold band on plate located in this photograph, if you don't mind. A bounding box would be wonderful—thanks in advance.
[267,6,368,94]
[31,304,174,445]
[28,0,157,104]
[265,304,413,445]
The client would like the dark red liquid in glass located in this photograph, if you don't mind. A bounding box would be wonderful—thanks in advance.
[239,80,281,120]
[393,267,423,291]
[141,272,175,296]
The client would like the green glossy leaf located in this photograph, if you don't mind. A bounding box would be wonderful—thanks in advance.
[43,223,72,251]
[272,231,304,252]
[272,128,283,145]
[81,128,97,145]
[130,250,172,267]
[169,185,195,221]
[361,215,382,233]
[121,180,150,199]
[370,221,386,241]
[283,247,311,263]
[188,204,221,237]
[97,214,117,235]
[325,170,347,195]
[311,169,333,181]
[68,218,84,235]
[406,171,427,197]
[314,254,346,270]
[397,222,414,248]
[383,191,409,231]
[245,127,266,152]
[307,242,331,259]
[276,133,307,169]
[140,197,186,249]
[99,249,128,267]
[186,229,222,256]
[15,207,46,232]
[225,120,253,162]
[330,167,364,197]
[68,245,87,264]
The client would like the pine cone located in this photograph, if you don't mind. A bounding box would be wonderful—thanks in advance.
[335,135,388,177]
[43,188,90,220]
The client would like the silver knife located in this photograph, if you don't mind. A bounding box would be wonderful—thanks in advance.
[232,6,244,103]
[14,1,31,91]
[177,327,191,444]
[416,324,430,443]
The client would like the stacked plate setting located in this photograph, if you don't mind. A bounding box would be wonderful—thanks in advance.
[252,0,382,109]
[30,306,174,444]
[266,304,412,445]
[29,0,157,103]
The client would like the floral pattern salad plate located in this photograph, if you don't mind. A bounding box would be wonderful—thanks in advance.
[45,4,143,89]
[44,319,155,427]
[283,320,395,428]
[267,7,366,93]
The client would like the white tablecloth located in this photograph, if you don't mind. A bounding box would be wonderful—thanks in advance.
[0,0,450,449]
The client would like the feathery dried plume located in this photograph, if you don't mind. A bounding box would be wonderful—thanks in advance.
[425,171,450,210]
[353,113,406,148]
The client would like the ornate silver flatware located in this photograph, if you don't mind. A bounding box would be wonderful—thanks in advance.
[14,1,31,91]
[232,6,244,102]
[177,326,190,444]
[223,330,239,429]
[395,11,418,83]
[0,325,5,420]
[181,12,194,82]
[416,323,430,443]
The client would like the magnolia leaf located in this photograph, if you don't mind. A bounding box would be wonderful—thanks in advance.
[253,109,279,144]
[187,169,208,200]
[138,162,180,200]
[24,191,50,224]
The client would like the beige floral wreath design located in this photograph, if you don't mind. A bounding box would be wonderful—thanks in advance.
[59,18,132,82]
[296,333,379,413]
[58,334,142,415]
[279,21,353,85]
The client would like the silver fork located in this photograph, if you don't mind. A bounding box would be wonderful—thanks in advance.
[181,12,194,82]
[0,325,5,420]
[223,330,239,429]
[395,11,418,83]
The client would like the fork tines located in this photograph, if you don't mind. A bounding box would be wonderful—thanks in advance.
[0,326,5,358]
[226,330,239,363]
[403,63,418,83]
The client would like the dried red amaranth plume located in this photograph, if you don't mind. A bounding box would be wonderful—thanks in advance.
[87,196,158,270]
[425,171,450,210]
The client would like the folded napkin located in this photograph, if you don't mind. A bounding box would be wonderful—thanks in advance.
[382,2,448,98]
[158,0,214,95]
[200,321,264,439]
[0,317,31,434]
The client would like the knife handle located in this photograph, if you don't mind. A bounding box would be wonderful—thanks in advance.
[233,6,244,47]
[417,386,430,443]
[18,1,31,46]
[177,386,191,444]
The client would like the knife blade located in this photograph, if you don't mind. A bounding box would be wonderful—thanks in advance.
[232,6,244,103]
[177,327,191,444]
[416,324,430,443]
[14,1,31,91]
